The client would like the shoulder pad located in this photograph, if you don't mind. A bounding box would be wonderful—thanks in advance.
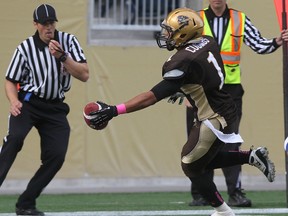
[163,69,185,80]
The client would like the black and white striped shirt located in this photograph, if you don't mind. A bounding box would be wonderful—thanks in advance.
[204,6,280,54]
[6,30,87,100]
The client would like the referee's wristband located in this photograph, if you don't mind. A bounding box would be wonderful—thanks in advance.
[59,52,68,62]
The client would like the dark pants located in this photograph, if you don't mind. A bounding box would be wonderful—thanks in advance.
[188,84,244,197]
[0,92,70,209]
[181,115,248,207]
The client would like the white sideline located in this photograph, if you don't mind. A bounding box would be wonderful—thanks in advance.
[1,208,288,216]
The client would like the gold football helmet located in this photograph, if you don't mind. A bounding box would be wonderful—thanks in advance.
[156,8,204,51]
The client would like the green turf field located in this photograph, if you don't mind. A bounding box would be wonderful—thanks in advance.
[0,191,287,215]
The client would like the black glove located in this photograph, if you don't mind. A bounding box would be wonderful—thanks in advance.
[89,101,118,127]
[167,92,185,105]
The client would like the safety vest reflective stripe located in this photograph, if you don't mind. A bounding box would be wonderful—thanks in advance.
[220,10,243,64]
[220,51,240,64]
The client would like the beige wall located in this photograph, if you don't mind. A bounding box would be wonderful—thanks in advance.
[0,0,285,190]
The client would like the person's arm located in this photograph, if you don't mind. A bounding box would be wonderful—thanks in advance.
[5,79,22,116]
[243,16,284,54]
[89,79,183,127]
[123,79,183,113]
[49,39,89,82]
[61,58,89,82]
[123,91,157,113]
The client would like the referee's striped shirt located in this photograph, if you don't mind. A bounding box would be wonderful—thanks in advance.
[203,6,280,54]
[6,30,87,101]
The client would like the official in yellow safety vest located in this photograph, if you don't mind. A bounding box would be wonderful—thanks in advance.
[200,9,245,85]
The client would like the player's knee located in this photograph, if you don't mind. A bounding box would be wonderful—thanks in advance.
[182,162,202,178]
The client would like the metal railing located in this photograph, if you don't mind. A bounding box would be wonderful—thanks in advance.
[91,0,183,30]
[88,0,203,46]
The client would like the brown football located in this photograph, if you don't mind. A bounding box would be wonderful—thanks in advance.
[83,102,108,130]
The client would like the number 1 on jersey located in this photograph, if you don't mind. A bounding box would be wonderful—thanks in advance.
[207,52,224,89]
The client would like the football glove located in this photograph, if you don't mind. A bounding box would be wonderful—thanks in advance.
[89,101,118,127]
[167,92,185,105]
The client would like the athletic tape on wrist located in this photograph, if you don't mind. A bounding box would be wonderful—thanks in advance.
[116,104,127,115]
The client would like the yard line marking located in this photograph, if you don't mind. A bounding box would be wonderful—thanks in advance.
[0,208,288,216]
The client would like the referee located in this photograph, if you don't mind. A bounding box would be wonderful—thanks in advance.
[0,4,89,216]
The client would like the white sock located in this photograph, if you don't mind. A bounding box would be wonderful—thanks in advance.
[214,202,232,212]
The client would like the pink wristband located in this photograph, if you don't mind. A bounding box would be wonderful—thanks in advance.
[116,103,127,115]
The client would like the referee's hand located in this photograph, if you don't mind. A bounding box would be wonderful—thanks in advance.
[10,100,22,117]
[49,40,65,59]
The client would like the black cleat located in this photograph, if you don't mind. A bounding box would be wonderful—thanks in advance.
[249,146,275,182]
[189,197,209,206]
[228,189,252,207]
[16,207,45,216]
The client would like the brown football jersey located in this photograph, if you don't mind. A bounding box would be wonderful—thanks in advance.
[151,35,237,126]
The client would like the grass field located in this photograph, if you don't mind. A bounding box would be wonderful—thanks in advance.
[0,191,287,215]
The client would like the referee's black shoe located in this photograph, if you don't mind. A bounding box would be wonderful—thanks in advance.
[188,197,209,206]
[16,207,45,216]
[228,189,252,207]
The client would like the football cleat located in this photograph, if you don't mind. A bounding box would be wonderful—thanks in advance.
[249,146,275,182]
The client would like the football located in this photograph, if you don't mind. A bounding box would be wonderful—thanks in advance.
[83,102,108,130]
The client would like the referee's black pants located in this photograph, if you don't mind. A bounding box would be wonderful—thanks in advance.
[0,92,70,209]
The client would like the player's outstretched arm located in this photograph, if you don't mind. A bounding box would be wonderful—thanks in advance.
[89,91,157,127]
[124,91,158,113]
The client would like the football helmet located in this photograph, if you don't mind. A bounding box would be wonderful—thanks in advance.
[156,8,204,51]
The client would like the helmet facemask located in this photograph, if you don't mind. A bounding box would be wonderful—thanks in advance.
[156,22,176,51]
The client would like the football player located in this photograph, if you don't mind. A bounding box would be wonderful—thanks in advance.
[88,8,275,216]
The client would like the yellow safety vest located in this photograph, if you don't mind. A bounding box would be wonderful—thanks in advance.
[199,9,245,84]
